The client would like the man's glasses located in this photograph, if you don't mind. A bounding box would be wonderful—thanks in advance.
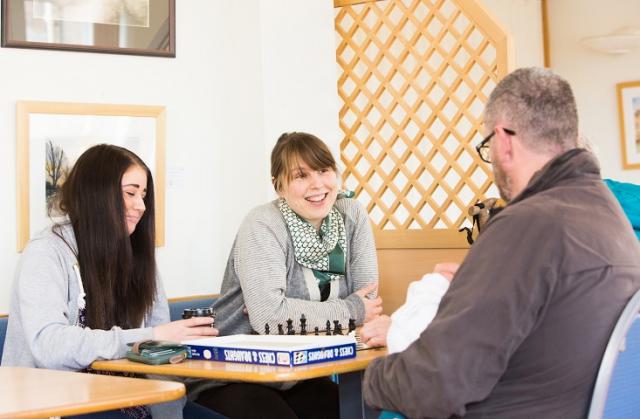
[475,128,516,163]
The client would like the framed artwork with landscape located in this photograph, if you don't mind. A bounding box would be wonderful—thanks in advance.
[16,101,166,251]
[617,81,640,170]
[1,0,175,57]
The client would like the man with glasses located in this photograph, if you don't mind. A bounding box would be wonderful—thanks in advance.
[362,67,640,418]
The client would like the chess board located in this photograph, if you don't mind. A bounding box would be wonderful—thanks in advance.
[352,330,380,351]
[258,331,381,351]
[182,335,357,367]
[258,316,381,352]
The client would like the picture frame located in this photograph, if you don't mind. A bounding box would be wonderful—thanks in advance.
[617,81,640,170]
[16,101,166,251]
[2,0,175,57]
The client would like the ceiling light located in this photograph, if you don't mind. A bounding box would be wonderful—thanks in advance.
[581,26,640,55]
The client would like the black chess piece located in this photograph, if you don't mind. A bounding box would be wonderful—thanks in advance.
[314,326,319,336]
[286,318,295,335]
[265,323,270,335]
[325,320,332,336]
[348,318,356,334]
[278,324,284,335]
[333,320,340,335]
[335,323,343,335]
[182,307,216,328]
[300,314,307,335]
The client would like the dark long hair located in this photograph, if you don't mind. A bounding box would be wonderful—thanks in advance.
[58,144,156,330]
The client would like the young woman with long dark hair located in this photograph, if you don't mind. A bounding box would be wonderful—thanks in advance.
[2,144,223,419]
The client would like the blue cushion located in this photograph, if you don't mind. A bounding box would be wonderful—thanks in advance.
[605,179,640,240]
[379,411,406,419]
[0,316,8,363]
[169,297,217,322]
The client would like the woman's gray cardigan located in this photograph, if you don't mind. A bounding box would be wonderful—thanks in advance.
[213,198,379,336]
[2,223,168,370]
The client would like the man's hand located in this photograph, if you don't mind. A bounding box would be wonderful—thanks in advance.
[433,262,460,281]
[360,315,391,347]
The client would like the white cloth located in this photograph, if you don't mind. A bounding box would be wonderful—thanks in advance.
[387,273,450,354]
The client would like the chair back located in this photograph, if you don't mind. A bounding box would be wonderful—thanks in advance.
[379,411,406,419]
[0,315,8,363]
[168,295,218,322]
[588,288,640,419]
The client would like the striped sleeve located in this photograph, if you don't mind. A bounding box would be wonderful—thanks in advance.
[234,207,367,331]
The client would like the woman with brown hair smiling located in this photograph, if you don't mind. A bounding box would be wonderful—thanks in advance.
[193,132,382,419]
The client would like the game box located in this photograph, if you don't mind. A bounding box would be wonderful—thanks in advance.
[182,334,357,367]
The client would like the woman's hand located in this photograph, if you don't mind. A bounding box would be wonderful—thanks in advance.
[355,283,383,323]
[153,317,219,342]
[433,262,460,281]
[360,315,391,347]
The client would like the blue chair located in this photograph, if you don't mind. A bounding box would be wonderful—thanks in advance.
[0,315,7,362]
[604,179,640,241]
[168,295,218,321]
[379,410,406,418]
[588,288,640,419]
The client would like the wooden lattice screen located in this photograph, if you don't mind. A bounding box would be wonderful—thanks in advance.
[335,0,512,249]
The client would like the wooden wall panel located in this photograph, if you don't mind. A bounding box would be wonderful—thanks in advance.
[378,248,467,313]
[334,0,512,310]
[335,0,512,240]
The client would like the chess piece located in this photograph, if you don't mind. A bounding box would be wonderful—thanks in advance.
[333,320,340,335]
[182,307,216,328]
[300,314,307,335]
[264,323,270,335]
[348,318,356,334]
[325,320,332,336]
[286,318,295,335]
[314,326,319,336]
[278,324,284,335]
[335,323,343,335]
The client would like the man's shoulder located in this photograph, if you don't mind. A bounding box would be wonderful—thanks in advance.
[495,180,609,227]
[487,181,637,266]
[489,195,563,234]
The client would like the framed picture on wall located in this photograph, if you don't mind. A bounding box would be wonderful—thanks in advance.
[16,101,166,252]
[617,81,640,170]
[1,0,175,57]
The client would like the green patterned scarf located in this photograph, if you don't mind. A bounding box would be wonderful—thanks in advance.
[279,192,353,289]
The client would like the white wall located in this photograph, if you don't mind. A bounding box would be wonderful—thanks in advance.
[481,0,544,69]
[259,0,342,169]
[547,0,640,183]
[0,1,233,312]
[483,0,639,182]
[0,0,340,313]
